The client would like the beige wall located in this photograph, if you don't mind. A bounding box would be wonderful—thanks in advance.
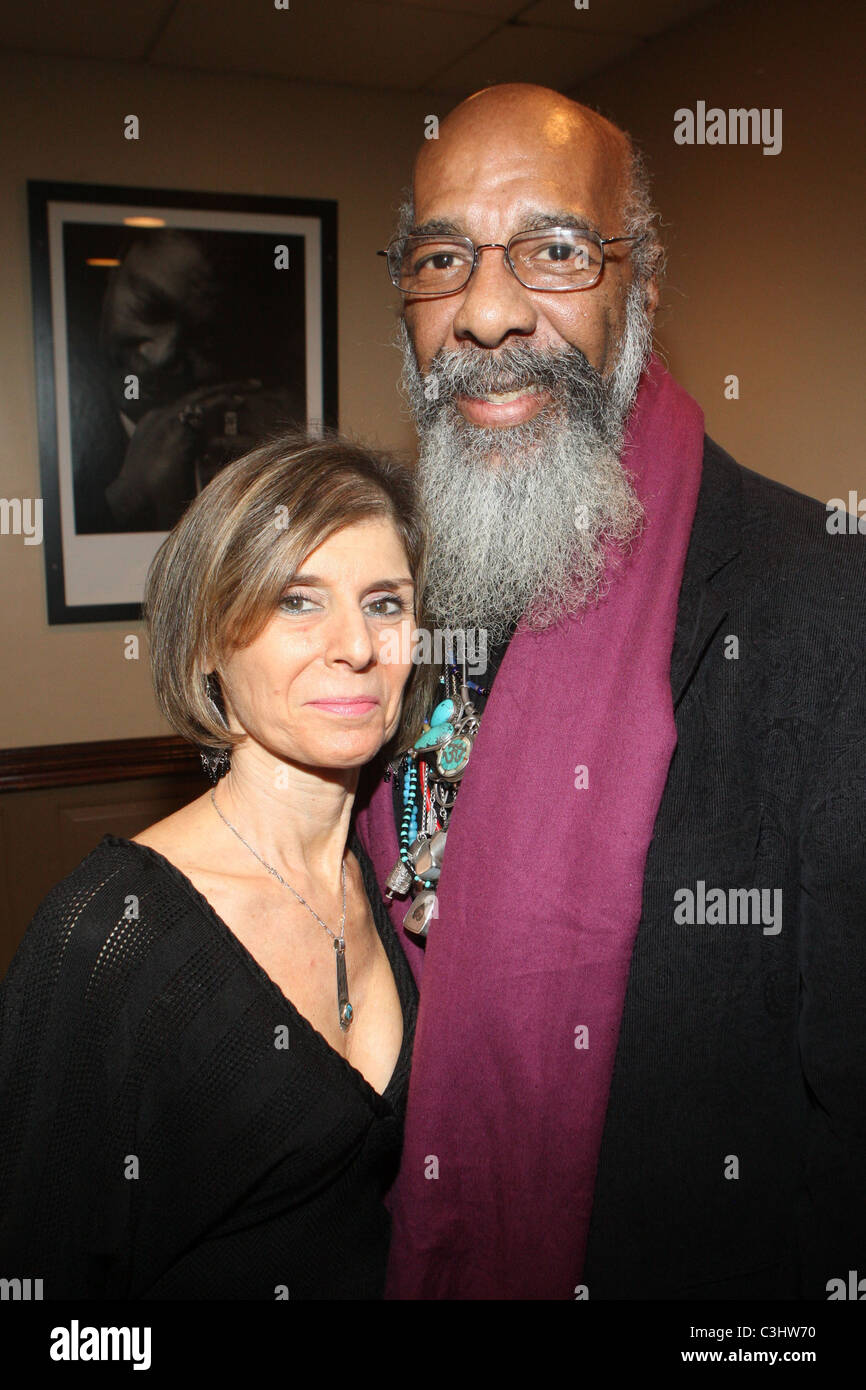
[0,54,425,748]
[1,0,862,750]
[578,0,865,500]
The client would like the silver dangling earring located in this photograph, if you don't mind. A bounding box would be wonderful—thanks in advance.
[200,672,231,784]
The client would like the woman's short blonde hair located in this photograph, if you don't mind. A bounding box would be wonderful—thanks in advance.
[144,430,432,760]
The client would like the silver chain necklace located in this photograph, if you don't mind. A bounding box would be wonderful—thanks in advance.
[210,787,353,1032]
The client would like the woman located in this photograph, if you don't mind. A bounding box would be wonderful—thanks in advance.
[0,432,432,1300]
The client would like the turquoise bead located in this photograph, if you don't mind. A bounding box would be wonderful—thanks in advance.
[429,698,456,725]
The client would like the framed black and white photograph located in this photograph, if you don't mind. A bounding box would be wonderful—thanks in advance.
[28,180,337,624]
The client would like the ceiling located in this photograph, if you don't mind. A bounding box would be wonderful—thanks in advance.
[0,0,721,96]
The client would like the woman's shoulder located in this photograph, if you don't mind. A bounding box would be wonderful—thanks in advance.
[39,833,190,912]
[5,836,205,989]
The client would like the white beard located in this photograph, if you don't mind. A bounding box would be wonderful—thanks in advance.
[398,280,654,644]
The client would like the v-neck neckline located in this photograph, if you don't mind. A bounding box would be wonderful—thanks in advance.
[101,833,414,1109]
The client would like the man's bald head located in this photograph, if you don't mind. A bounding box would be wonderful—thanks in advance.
[415,84,631,211]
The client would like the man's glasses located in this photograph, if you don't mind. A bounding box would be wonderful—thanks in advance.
[379,227,646,297]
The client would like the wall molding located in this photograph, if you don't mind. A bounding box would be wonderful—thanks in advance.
[0,736,203,793]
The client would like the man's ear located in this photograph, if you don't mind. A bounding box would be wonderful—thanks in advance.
[642,275,660,320]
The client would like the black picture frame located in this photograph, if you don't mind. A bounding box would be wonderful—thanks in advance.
[28,180,338,624]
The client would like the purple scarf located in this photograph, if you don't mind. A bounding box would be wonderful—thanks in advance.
[356,358,705,1298]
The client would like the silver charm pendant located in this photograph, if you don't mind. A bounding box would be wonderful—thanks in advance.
[412,837,439,878]
[334,938,353,1030]
[407,833,430,862]
[404,890,438,938]
[409,826,448,880]
[384,856,414,899]
[428,829,448,864]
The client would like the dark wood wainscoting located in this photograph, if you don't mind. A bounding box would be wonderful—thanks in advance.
[0,738,208,975]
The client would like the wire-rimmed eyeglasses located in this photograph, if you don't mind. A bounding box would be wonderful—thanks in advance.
[378,226,646,297]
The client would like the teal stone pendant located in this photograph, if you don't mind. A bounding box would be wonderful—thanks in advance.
[413,697,462,754]
[429,697,456,725]
[437,733,472,781]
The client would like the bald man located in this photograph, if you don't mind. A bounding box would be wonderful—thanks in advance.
[357,85,866,1301]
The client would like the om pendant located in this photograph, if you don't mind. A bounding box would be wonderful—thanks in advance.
[437,733,473,781]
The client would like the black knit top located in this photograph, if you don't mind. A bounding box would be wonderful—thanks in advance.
[0,829,418,1301]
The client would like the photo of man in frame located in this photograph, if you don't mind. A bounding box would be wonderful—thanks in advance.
[64,223,307,534]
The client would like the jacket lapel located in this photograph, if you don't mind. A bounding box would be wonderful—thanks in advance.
[670,437,743,708]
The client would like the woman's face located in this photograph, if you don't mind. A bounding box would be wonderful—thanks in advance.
[218,517,416,774]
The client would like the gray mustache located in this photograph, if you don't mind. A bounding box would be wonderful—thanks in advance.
[424,344,600,399]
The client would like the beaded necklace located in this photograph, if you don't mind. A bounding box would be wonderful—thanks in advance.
[385,660,490,937]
